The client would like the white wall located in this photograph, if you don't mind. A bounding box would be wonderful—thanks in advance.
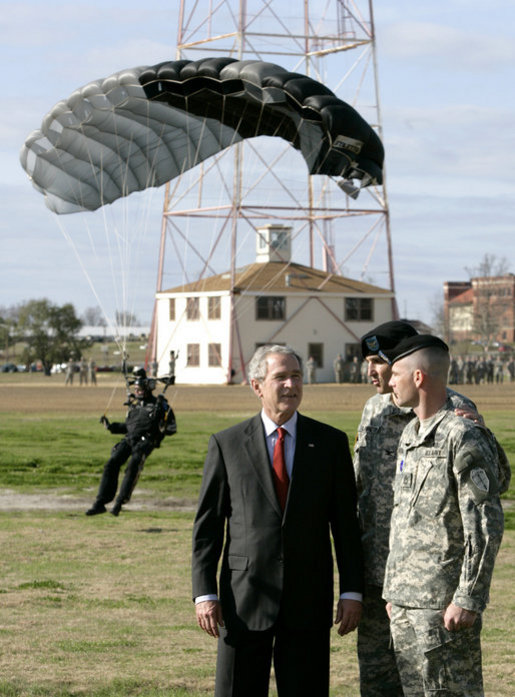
[155,292,231,384]
[232,293,393,383]
[156,289,394,384]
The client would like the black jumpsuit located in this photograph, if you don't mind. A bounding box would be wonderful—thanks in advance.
[94,394,175,508]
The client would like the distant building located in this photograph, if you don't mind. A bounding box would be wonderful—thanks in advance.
[78,326,149,341]
[155,225,396,384]
[444,275,515,344]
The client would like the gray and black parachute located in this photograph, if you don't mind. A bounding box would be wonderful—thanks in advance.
[20,57,384,214]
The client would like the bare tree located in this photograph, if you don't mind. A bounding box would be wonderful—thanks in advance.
[82,306,107,327]
[464,254,513,349]
[115,310,140,327]
[429,291,447,339]
[464,253,510,279]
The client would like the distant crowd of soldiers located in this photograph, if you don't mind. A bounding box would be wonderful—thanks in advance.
[330,353,515,386]
[448,355,515,385]
[64,357,97,386]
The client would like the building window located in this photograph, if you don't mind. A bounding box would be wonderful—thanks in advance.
[345,297,373,321]
[270,228,288,251]
[186,297,200,320]
[258,230,267,249]
[208,296,221,320]
[256,296,285,320]
[208,343,222,367]
[187,343,200,367]
[308,343,323,367]
[169,298,175,321]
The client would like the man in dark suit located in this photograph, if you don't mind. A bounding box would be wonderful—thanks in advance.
[192,344,363,697]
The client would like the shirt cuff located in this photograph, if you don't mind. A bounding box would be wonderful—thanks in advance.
[339,592,363,602]
[195,594,219,604]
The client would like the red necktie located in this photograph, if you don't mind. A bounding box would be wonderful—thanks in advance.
[272,427,289,510]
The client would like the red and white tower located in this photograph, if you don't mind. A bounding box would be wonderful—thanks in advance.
[148,0,397,375]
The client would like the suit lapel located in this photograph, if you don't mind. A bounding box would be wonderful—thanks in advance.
[292,413,315,468]
[244,414,283,516]
[288,413,316,504]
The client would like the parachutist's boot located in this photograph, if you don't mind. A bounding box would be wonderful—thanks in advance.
[85,502,106,516]
[110,501,122,517]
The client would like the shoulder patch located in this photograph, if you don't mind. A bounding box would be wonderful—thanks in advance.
[470,468,490,493]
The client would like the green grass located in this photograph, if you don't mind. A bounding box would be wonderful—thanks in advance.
[1,408,512,509]
[0,404,513,696]
[0,411,363,497]
[0,508,512,697]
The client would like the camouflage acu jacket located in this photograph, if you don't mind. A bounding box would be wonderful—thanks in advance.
[383,398,504,613]
[353,389,479,587]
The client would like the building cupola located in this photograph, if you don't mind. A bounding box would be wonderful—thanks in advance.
[256,224,292,263]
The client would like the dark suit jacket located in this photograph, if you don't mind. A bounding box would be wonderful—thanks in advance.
[192,412,363,633]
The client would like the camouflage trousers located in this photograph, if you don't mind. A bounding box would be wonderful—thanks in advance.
[390,605,483,696]
[357,585,403,697]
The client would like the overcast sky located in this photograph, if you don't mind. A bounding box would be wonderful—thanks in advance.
[1,0,514,328]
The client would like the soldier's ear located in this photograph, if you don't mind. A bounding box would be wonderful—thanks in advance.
[413,368,424,388]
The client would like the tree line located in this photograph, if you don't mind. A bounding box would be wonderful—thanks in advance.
[0,300,139,376]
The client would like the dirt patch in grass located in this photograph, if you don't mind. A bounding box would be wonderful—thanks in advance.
[0,488,195,514]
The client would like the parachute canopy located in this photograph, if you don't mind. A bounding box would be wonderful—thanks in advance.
[20,57,384,214]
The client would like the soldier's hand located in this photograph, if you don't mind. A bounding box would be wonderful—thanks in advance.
[196,600,224,638]
[385,601,392,619]
[443,603,477,631]
[100,415,110,429]
[335,598,362,636]
[454,408,485,426]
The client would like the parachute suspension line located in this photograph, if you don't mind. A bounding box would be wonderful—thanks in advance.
[253,100,266,140]
[98,202,127,357]
[54,216,129,412]
[55,217,117,337]
[192,112,211,171]
[107,120,138,350]
[103,378,122,418]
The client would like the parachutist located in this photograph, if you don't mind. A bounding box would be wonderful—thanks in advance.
[86,367,177,517]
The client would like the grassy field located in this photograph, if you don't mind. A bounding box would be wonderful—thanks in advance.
[0,374,513,696]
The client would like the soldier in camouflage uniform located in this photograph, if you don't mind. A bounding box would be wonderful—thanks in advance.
[353,322,510,697]
[383,335,504,697]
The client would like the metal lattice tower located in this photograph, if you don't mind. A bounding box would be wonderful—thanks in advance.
[148,0,397,373]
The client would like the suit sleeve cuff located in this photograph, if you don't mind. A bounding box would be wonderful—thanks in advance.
[195,594,219,604]
[339,592,363,602]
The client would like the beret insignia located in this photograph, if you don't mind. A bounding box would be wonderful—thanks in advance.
[365,336,380,352]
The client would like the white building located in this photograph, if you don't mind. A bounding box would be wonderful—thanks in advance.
[155,226,395,384]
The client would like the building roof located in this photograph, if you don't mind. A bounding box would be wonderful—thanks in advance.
[448,287,474,305]
[161,261,392,296]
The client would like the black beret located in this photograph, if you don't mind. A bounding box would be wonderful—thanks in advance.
[360,321,418,359]
[384,334,449,364]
